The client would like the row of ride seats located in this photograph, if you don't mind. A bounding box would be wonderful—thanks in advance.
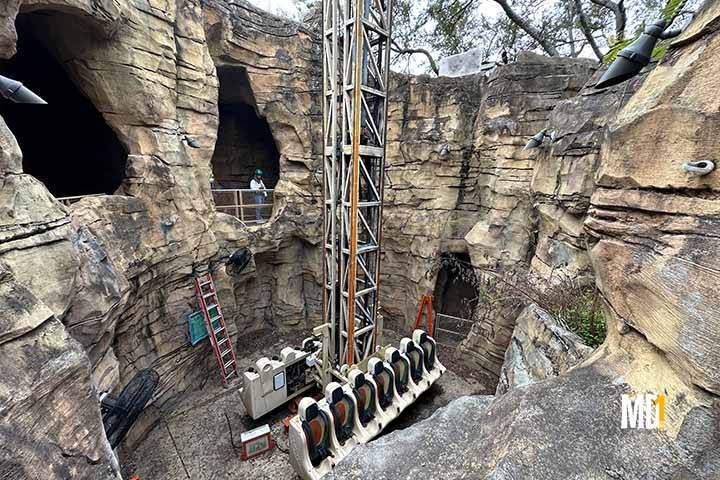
[288,330,446,480]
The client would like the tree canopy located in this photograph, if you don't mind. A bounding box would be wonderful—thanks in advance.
[390,0,698,74]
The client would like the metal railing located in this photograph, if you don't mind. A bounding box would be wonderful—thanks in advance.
[56,194,104,207]
[211,189,274,224]
[434,313,474,348]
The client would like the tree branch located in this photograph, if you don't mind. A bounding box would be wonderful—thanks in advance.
[492,0,560,56]
[391,40,440,75]
[448,0,477,25]
[588,0,626,42]
[574,0,604,61]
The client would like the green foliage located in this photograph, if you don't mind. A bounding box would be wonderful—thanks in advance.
[602,0,692,64]
[430,255,608,350]
[426,0,481,56]
[550,290,607,348]
[602,34,638,63]
[661,0,689,22]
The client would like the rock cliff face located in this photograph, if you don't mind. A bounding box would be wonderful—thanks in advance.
[0,268,120,480]
[202,0,324,334]
[0,0,219,475]
[0,0,321,477]
[586,2,720,396]
[381,55,596,313]
[381,54,597,380]
[332,2,720,478]
[495,303,592,395]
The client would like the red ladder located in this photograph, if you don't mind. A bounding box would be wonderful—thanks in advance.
[194,272,238,385]
[414,295,435,336]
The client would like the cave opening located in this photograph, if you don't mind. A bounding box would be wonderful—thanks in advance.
[0,12,128,198]
[211,66,280,190]
[433,252,478,320]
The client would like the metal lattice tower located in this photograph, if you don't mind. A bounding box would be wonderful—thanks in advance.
[322,0,392,370]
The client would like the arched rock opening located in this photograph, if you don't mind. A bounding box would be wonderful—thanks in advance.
[0,11,128,198]
[433,252,478,319]
[211,65,280,189]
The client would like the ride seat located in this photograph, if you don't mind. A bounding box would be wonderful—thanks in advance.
[298,398,332,467]
[402,339,425,383]
[325,383,356,446]
[349,370,376,426]
[385,348,410,394]
[368,358,394,410]
[415,330,437,371]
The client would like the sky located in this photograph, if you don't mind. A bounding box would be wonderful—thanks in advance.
[247,0,305,19]
[245,0,503,74]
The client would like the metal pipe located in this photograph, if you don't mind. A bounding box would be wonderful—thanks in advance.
[346,0,366,365]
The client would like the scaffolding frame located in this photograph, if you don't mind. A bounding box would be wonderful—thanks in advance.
[323,0,392,370]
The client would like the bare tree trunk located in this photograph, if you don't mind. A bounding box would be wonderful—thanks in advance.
[574,0,604,61]
[589,0,626,42]
[492,0,560,56]
[567,6,577,57]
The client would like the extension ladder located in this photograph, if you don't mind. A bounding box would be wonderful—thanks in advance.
[194,272,238,385]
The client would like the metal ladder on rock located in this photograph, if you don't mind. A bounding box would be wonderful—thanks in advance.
[194,272,238,385]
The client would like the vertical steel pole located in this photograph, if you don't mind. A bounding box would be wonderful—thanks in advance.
[346,0,365,365]
[238,190,243,222]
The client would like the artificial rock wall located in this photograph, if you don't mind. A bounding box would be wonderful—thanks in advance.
[0,0,218,476]
[333,2,720,477]
[4,0,720,478]
[380,54,598,379]
[0,1,322,478]
[0,4,611,476]
[587,2,720,396]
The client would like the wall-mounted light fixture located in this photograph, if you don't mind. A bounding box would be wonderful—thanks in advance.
[0,74,47,104]
[182,134,200,148]
[595,20,683,89]
[523,128,555,150]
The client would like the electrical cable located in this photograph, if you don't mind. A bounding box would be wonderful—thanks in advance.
[162,416,191,479]
[224,411,241,451]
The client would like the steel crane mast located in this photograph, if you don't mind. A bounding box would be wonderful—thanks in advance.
[322,0,392,371]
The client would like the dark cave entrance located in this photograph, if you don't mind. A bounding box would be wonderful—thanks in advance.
[211,66,280,190]
[433,252,478,320]
[0,12,128,198]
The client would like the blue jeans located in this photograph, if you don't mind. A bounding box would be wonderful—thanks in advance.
[255,194,264,221]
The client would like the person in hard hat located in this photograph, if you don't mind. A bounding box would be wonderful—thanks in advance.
[250,169,268,221]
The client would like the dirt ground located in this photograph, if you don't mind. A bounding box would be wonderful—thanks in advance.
[120,326,493,480]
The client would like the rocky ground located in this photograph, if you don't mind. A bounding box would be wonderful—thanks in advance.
[120,328,487,480]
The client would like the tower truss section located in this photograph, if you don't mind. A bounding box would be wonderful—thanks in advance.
[322,0,392,369]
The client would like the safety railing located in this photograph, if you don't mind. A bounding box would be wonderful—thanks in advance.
[211,189,274,225]
[434,313,474,348]
[56,194,104,207]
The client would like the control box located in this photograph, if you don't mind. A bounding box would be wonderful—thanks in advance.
[240,346,316,419]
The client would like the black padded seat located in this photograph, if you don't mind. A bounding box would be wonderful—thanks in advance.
[371,360,395,410]
[389,350,410,394]
[418,331,436,371]
[328,387,356,445]
[301,402,332,467]
[351,373,377,426]
[405,341,425,383]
